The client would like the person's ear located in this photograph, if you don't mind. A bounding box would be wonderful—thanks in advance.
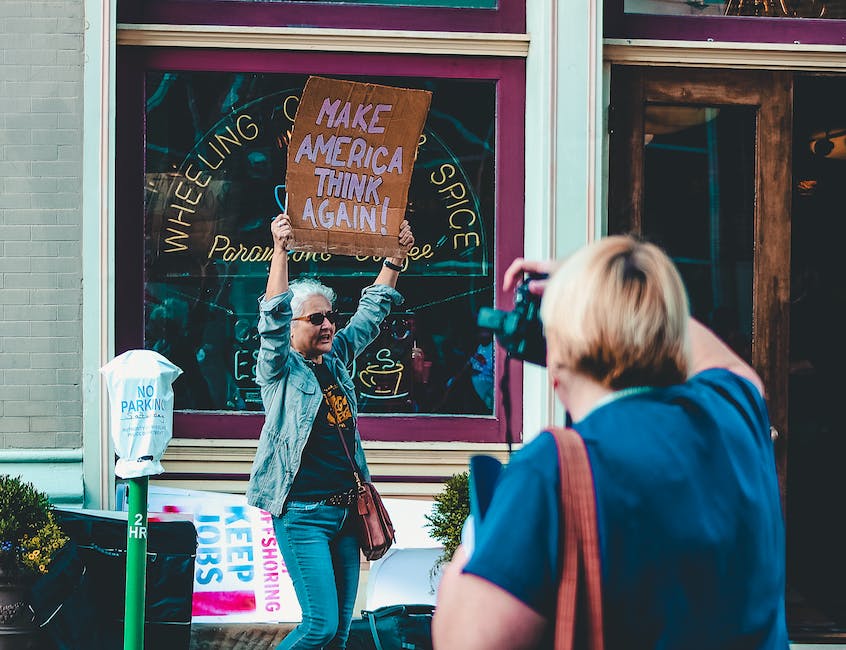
[548,362,572,401]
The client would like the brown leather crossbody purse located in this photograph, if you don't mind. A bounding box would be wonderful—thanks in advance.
[324,389,395,561]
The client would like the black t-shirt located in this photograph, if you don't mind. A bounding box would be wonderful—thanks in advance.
[287,360,358,500]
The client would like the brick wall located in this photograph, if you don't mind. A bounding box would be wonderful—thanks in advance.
[0,0,84,450]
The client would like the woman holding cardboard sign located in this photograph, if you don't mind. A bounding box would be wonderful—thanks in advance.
[247,212,413,649]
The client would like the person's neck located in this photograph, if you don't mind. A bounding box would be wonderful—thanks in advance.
[563,376,613,423]
[297,351,323,364]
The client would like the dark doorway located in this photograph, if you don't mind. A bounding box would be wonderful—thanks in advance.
[787,75,846,641]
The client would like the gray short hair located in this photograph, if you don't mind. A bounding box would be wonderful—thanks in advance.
[289,278,336,318]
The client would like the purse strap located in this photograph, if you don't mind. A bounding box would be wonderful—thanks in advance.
[550,427,604,650]
[322,387,365,491]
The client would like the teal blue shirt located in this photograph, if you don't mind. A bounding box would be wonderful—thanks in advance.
[464,369,788,649]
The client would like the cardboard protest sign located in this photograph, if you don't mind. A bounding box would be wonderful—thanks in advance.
[286,76,432,257]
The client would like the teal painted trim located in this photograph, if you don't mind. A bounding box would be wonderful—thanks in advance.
[0,449,83,463]
[555,0,596,259]
[0,451,84,507]
[524,0,605,437]
[82,0,117,509]
[598,61,611,239]
[523,0,557,441]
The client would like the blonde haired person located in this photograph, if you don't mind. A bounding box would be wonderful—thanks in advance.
[433,236,787,650]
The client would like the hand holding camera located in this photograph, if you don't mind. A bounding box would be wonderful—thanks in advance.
[477,264,550,367]
[503,257,560,295]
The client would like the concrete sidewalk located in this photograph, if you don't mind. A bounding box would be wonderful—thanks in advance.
[189,622,296,649]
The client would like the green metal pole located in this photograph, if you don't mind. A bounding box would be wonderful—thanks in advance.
[124,476,149,650]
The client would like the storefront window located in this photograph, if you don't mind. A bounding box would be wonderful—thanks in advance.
[117,0,522,33]
[218,0,497,5]
[144,72,495,417]
[607,0,846,43]
[625,0,841,17]
[642,104,755,359]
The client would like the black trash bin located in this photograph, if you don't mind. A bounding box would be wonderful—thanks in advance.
[29,509,197,650]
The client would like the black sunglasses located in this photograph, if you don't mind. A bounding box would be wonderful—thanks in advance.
[293,310,339,326]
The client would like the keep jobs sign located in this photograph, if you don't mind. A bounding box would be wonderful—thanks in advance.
[285,76,432,257]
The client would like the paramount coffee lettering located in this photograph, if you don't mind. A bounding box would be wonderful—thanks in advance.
[208,235,274,262]
[354,244,434,267]
[289,251,332,263]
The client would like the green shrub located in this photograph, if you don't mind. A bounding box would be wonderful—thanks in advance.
[0,475,68,576]
[424,472,469,571]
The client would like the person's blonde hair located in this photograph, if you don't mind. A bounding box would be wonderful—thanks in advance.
[540,236,690,389]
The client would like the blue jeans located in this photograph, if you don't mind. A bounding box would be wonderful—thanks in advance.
[273,501,360,649]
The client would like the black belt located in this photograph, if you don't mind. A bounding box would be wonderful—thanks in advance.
[324,488,358,507]
[294,487,358,507]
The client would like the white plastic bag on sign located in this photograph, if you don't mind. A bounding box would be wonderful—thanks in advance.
[100,350,183,479]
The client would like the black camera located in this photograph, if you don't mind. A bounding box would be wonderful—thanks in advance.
[477,273,547,367]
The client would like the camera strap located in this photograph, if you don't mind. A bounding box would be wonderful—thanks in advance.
[501,353,514,455]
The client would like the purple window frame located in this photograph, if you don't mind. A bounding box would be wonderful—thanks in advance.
[605,0,846,44]
[118,0,525,34]
[115,47,526,443]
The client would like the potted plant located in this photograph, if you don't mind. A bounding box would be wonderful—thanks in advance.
[424,471,469,576]
[0,474,68,648]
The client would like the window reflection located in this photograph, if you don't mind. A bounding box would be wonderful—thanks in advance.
[642,104,755,361]
[625,0,840,17]
[211,0,496,5]
[144,72,495,415]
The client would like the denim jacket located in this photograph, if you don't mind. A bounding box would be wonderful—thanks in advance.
[246,283,403,516]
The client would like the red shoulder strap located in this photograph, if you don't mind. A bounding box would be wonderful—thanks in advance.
[550,427,605,650]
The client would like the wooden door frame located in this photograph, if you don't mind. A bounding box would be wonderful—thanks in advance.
[609,66,792,496]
